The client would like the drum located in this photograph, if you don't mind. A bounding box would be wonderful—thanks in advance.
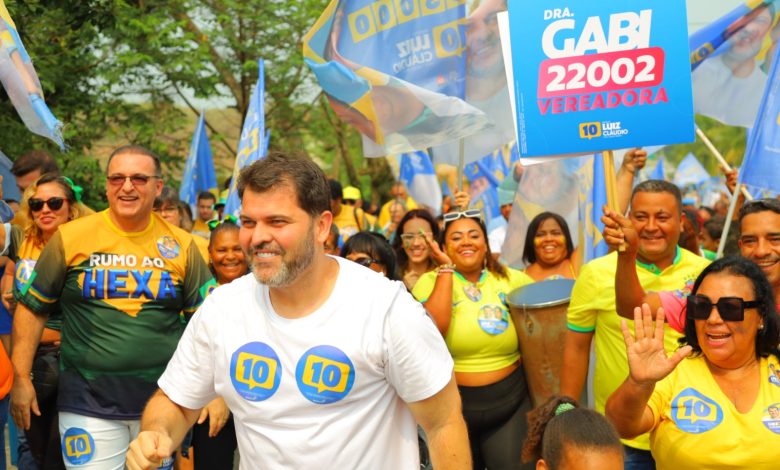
[508,278,574,407]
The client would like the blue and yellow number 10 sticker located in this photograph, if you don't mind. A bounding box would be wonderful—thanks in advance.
[671,388,723,434]
[296,345,355,404]
[230,342,282,401]
[61,428,95,465]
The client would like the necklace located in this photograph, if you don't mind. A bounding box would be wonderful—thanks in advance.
[461,270,486,302]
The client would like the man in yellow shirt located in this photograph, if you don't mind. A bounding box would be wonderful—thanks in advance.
[328,180,376,240]
[191,191,216,238]
[560,180,709,470]
[377,182,418,228]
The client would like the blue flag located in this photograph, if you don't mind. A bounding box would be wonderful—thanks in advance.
[399,151,442,215]
[579,154,609,263]
[465,155,502,221]
[179,111,217,208]
[649,156,665,181]
[740,41,780,193]
[223,60,267,219]
[673,153,710,188]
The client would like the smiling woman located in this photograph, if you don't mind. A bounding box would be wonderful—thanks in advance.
[411,211,536,469]
[522,212,576,281]
[605,256,780,469]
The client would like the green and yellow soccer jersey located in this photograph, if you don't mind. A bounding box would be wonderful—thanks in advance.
[19,211,216,419]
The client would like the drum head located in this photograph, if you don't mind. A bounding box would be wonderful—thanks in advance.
[508,278,575,309]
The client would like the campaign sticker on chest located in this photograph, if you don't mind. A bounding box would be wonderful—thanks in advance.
[477,304,510,335]
[295,345,355,404]
[769,363,780,387]
[671,388,723,434]
[156,236,180,259]
[61,427,95,465]
[230,342,282,402]
[762,402,780,434]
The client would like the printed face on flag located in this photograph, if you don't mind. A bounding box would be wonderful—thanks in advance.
[691,2,780,127]
[507,0,694,156]
[304,0,493,157]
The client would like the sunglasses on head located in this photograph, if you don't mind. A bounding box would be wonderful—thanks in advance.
[687,294,762,322]
[442,209,482,224]
[28,197,65,212]
[352,257,381,268]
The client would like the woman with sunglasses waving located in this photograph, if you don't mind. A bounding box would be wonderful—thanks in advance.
[606,256,780,469]
[412,209,536,470]
[3,174,89,469]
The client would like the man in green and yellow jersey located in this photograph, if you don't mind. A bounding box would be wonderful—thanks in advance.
[10,145,215,469]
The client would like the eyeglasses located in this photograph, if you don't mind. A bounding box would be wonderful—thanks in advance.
[28,197,65,212]
[443,209,482,224]
[155,206,178,215]
[352,257,382,268]
[106,174,160,187]
[687,295,762,322]
[400,232,432,244]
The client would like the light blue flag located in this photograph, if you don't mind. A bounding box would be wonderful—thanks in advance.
[649,157,665,181]
[673,153,710,188]
[0,1,63,148]
[740,40,780,193]
[223,59,266,219]
[465,156,502,221]
[399,151,442,215]
[179,111,217,209]
[579,154,609,263]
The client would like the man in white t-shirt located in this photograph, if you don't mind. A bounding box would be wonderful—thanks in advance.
[126,152,469,470]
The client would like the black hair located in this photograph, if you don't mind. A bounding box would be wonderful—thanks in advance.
[153,186,180,211]
[523,395,622,468]
[11,150,59,177]
[208,220,240,250]
[522,212,574,265]
[237,152,330,218]
[390,209,440,274]
[739,198,780,222]
[328,179,343,202]
[630,179,682,213]
[107,145,162,176]
[702,216,725,241]
[682,256,780,358]
[340,231,400,281]
[441,213,507,279]
[197,191,216,203]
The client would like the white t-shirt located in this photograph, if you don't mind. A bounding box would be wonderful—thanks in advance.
[488,224,507,254]
[158,257,454,469]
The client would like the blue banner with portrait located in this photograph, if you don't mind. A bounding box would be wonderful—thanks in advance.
[304,0,492,158]
[506,0,694,157]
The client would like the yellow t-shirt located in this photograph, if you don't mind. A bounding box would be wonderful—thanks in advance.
[648,355,780,469]
[332,205,377,241]
[191,219,210,239]
[567,248,709,450]
[377,196,418,228]
[412,268,534,373]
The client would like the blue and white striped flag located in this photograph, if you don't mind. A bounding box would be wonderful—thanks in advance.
[223,59,267,219]
[179,111,217,209]
[399,151,442,215]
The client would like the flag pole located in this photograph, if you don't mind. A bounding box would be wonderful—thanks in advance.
[695,126,753,201]
[456,138,465,209]
[603,150,626,252]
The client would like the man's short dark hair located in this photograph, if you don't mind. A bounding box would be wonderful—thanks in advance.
[107,145,162,176]
[197,191,216,203]
[11,150,59,177]
[238,152,330,217]
[739,198,780,223]
[329,179,343,201]
[630,180,682,212]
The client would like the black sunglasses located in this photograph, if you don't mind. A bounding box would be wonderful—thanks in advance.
[352,257,382,268]
[687,295,762,322]
[28,197,65,212]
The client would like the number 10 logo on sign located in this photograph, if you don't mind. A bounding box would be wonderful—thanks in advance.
[579,122,602,139]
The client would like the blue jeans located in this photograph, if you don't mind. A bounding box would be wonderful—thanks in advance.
[623,445,655,470]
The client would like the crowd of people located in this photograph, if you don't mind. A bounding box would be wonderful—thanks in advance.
[0,145,772,470]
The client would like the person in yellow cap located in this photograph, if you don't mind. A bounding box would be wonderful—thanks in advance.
[328,180,376,241]
[377,182,418,228]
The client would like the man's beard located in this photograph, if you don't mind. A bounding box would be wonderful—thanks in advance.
[247,225,316,288]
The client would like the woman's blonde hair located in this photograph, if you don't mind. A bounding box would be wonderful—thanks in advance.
[22,173,91,246]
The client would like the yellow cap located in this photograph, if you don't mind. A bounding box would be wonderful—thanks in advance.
[343,186,361,201]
